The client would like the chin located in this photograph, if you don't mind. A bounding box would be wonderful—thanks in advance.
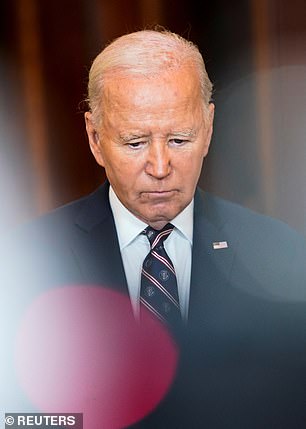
[144,208,180,225]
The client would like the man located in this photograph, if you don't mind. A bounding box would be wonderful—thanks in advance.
[84,29,214,324]
[3,29,306,427]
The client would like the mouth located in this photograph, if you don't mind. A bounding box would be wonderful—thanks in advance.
[140,190,178,199]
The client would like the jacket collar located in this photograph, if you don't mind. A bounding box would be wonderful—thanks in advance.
[72,182,129,294]
[75,181,112,232]
[189,189,238,325]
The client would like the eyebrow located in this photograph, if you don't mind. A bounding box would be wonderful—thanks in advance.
[119,133,150,142]
[118,128,197,142]
[169,129,197,138]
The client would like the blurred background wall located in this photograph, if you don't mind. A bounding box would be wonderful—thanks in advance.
[1,0,305,233]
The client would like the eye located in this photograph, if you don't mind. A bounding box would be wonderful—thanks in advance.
[169,138,188,146]
[127,142,145,149]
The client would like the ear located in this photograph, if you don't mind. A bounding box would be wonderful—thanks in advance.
[202,103,215,157]
[84,112,105,167]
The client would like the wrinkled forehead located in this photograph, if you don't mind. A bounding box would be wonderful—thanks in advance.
[98,68,206,135]
[101,63,202,103]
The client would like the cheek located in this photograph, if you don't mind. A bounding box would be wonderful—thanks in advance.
[105,159,141,195]
[178,151,203,174]
[179,155,204,190]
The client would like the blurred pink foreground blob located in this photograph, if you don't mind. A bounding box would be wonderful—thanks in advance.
[15,286,179,429]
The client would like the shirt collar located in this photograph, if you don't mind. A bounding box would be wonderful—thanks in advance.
[171,199,194,245]
[109,186,194,250]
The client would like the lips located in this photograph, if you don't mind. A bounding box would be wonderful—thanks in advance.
[143,188,178,193]
[142,190,176,195]
[140,190,177,200]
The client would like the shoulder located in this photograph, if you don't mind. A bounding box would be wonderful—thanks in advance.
[196,188,303,239]
[1,184,112,287]
[9,183,110,241]
[195,188,306,300]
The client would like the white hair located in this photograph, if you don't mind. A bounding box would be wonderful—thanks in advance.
[87,29,213,126]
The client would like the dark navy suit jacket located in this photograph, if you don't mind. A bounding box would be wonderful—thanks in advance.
[2,182,306,428]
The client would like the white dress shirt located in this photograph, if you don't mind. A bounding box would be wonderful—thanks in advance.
[109,186,193,321]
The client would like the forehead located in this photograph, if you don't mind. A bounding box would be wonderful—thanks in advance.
[102,65,202,114]
[99,68,205,138]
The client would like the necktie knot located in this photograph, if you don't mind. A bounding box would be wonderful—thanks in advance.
[144,223,174,249]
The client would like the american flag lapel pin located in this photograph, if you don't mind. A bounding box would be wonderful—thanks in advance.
[213,241,228,250]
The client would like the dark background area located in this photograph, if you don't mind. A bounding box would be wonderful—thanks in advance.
[1,0,305,233]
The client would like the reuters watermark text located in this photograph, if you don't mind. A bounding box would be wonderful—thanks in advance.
[4,413,83,429]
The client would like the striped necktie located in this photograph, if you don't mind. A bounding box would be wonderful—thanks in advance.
[140,223,181,327]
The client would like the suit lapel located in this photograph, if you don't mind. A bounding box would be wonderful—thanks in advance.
[71,183,129,295]
[188,190,238,325]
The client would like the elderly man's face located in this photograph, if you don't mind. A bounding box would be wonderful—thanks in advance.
[85,66,214,229]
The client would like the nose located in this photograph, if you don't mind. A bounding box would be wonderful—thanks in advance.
[145,142,171,179]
